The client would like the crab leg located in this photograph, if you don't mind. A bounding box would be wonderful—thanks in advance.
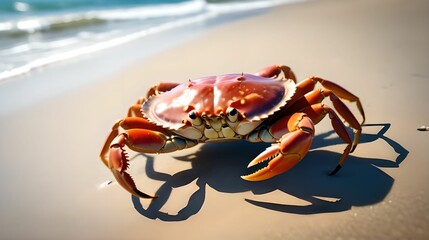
[109,133,161,199]
[296,76,365,123]
[100,117,171,198]
[242,112,314,181]
[100,117,171,166]
[302,89,362,153]
[254,65,297,82]
[127,97,146,117]
[306,103,354,175]
[278,88,358,175]
[100,117,197,198]
[286,87,361,174]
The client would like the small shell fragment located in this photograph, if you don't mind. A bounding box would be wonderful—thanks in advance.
[417,125,429,131]
[98,180,113,189]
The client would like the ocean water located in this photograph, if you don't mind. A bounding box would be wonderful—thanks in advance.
[0,0,299,82]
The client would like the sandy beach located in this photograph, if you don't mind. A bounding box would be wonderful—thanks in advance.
[1,0,429,239]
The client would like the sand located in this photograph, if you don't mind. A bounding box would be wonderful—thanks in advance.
[1,0,429,239]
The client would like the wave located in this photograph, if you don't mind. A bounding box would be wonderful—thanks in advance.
[0,12,216,81]
[0,0,302,36]
[0,0,302,82]
[0,0,206,35]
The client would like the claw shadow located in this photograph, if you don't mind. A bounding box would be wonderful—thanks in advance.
[132,123,408,221]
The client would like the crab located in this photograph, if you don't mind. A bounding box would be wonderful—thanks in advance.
[100,65,365,199]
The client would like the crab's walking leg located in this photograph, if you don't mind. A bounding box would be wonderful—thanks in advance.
[242,112,314,181]
[100,117,197,198]
[285,86,360,174]
[254,65,297,82]
[297,76,365,124]
[302,88,362,153]
[127,97,146,117]
[306,103,354,175]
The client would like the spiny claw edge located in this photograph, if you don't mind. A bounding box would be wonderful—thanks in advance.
[109,146,157,199]
[241,146,283,181]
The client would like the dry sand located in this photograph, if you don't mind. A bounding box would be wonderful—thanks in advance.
[1,0,429,239]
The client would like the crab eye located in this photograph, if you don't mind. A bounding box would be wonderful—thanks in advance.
[189,110,197,119]
[229,108,237,116]
[188,110,202,126]
[227,107,238,122]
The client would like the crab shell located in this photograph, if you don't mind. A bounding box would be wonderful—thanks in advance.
[142,74,296,131]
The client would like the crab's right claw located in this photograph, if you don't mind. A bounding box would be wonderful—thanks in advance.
[109,136,157,199]
[241,145,302,181]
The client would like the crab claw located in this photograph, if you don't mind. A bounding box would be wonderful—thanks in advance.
[108,135,157,199]
[241,145,301,181]
[241,121,314,181]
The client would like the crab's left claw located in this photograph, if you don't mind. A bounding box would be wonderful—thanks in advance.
[108,134,157,199]
[241,113,314,181]
[241,145,301,181]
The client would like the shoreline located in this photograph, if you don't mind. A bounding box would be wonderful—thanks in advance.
[1,0,429,239]
[0,0,300,84]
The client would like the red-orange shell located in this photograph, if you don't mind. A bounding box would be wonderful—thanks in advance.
[142,74,296,130]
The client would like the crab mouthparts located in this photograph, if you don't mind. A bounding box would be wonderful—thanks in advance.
[241,146,283,181]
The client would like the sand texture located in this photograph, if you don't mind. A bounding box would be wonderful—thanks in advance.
[1,0,429,239]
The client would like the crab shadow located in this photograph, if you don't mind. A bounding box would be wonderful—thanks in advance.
[132,123,408,221]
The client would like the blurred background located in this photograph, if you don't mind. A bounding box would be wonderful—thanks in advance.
[0,0,296,81]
